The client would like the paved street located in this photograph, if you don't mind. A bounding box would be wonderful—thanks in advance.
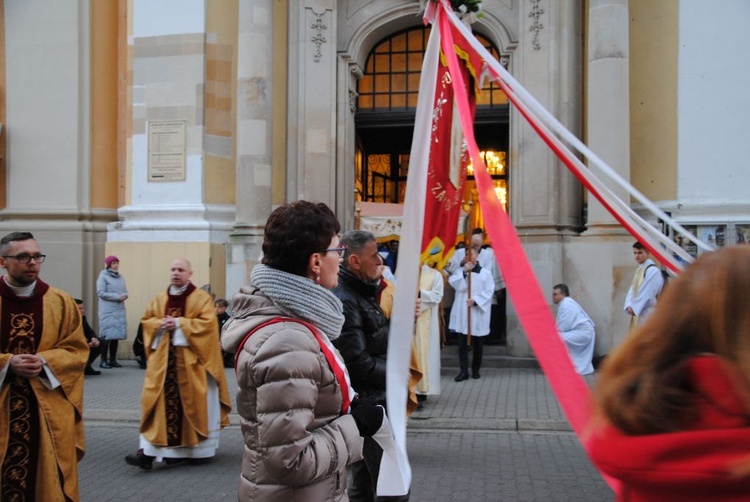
[79,361,612,501]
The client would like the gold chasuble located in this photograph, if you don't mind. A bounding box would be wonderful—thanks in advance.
[414,266,438,395]
[140,283,231,448]
[377,278,422,416]
[0,279,88,502]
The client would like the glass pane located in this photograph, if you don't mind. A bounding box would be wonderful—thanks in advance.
[407,73,421,92]
[358,95,373,109]
[391,73,406,92]
[375,54,390,73]
[493,88,508,105]
[408,53,423,71]
[391,53,406,72]
[375,74,390,92]
[407,29,423,51]
[358,75,373,93]
[368,154,390,174]
[375,39,389,53]
[375,94,390,109]
[476,89,490,106]
[493,179,508,208]
[391,33,406,52]
[407,94,419,108]
[391,93,406,109]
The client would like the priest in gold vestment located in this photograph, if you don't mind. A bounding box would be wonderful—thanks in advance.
[125,258,231,470]
[0,232,88,501]
[414,263,444,398]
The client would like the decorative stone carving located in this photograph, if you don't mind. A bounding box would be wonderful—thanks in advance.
[311,14,327,63]
[528,0,545,51]
[349,89,358,113]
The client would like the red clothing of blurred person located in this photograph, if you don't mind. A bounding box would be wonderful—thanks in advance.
[589,355,750,501]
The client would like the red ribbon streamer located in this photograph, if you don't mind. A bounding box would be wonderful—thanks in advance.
[437,7,620,494]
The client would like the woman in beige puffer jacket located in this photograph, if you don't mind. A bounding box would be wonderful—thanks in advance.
[221,201,382,501]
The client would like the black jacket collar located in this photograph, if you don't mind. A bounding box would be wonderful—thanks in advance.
[338,268,381,299]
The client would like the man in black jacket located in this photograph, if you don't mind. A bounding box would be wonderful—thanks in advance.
[75,298,102,375]
[332,230,406,502]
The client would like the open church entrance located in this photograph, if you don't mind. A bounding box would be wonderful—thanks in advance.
[354,25,510,345]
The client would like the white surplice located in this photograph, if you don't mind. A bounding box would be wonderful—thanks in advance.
[555,296,596,375]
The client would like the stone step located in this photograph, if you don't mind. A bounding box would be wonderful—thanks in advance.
[440,344,540,369]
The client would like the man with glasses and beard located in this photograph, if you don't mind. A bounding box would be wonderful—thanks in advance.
[0,231,88,501]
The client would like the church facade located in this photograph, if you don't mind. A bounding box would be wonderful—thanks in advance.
[0,0,747,359]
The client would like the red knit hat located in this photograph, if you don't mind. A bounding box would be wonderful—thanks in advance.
[105,255,120,268]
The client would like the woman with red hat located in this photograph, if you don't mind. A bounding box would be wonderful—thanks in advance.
[97,255,129,368]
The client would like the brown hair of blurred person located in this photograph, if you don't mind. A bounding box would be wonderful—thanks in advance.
[596,246,750,436]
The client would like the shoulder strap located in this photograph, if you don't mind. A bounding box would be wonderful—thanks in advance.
[234,316,353,415]
[234,317,294,369]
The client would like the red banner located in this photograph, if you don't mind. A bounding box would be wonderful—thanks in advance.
[421,49,476,269]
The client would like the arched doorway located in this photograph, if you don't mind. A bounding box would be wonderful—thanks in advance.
[354,25,510,344]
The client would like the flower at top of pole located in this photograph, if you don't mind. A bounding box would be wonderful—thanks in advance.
[425,0,484,21]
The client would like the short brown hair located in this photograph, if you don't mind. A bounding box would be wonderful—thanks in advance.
[261,201,340,277]
[0,232,34,256]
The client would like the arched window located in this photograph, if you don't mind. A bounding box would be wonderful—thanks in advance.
[354,25,509,214]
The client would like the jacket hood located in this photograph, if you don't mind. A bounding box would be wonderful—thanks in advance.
[220,285,284,353]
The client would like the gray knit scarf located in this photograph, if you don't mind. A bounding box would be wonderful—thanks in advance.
[250,264,345,341]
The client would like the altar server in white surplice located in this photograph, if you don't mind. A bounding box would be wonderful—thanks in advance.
[414,262,444,398]
[552,283,595,375]
[449,248,494,381]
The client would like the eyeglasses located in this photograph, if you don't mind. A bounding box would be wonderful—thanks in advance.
[3,254,46,264]
[324,246,347,258]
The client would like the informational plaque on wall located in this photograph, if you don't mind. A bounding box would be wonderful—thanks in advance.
[148,120,186,181]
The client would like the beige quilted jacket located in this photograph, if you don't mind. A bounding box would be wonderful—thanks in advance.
[222,286,363,501]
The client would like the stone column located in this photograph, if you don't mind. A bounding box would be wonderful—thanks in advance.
[226,0,276,299]
[504,0,583,357]
[0,0,111,297]
[287,0,337,206]
[335,56,362,231]
[585,0,630,231]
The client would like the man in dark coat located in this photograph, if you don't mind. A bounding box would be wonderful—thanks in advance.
[332,230,406,502]
[75,298,102,375]
[215,298,233,368]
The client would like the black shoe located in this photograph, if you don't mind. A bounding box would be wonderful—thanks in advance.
[472,371,480,379]
[136,357,147,369]
[454,373,469,382]
[125,449,154,471]
[109,360,122,368]
[84,366,102,376]
[164,457,187,467]
[100,360,111,369]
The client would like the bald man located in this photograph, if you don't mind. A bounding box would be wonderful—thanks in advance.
[125,259,231,470]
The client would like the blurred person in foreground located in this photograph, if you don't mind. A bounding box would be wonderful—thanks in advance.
[590,246,750,501]
[222,201,381,501]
